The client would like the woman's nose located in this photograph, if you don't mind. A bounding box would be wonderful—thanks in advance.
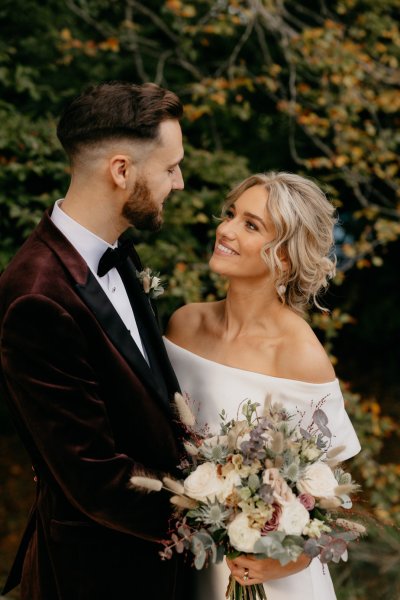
[218,219,236,239]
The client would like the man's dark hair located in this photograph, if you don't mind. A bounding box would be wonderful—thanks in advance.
[57,81,183,160]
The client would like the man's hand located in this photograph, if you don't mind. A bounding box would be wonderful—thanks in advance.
[226,553,312,586]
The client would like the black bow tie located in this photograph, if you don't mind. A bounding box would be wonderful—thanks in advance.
[97,238,142,277]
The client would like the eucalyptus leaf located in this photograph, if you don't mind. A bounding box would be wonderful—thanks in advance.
[331,531,358,542]
[215,544,225,563]
[194,530,214,548]
[194,548,206,570]
[304,538,321,558]
[254,533,286,558]
[300,428,311,440]
[313,409,332,438]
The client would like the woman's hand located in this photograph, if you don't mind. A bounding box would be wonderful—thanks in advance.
[226,553,311,586]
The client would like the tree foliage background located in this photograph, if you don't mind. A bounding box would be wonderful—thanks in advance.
[0,0,399,598]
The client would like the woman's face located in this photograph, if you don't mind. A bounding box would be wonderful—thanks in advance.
[209,184,276,280]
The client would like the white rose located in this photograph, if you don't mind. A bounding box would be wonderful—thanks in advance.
[297,463,338,498]
[183,463,223,502]
[216,470,242,503]
[227,513,261,553]
[278,499,310,536]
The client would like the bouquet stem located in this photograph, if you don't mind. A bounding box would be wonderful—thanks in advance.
[226,575,268,600]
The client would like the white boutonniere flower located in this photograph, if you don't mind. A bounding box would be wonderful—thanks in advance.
[136,267,164,299]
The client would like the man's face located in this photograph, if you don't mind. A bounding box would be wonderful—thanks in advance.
[122,119,184,231]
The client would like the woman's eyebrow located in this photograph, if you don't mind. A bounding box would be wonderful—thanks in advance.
[243,211,268,231]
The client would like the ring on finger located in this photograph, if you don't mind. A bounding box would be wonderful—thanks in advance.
[243,567,249,582]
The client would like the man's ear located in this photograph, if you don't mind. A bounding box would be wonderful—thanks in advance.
[109,155,135,190]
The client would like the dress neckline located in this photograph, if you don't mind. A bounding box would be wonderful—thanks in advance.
[163,337,338,388]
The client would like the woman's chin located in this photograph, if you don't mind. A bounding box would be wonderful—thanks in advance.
[209,256,231,277]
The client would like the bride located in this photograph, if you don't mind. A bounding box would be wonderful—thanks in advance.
[164,171,360,600]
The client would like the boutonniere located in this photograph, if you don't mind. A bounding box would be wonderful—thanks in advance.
[136,267,164,299]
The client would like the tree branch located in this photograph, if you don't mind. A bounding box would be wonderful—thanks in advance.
[154,50,174,85]
[254,20,273,66]
[215,15,255,77]
[125,0,149,82]
[130,0,178,43]
[65,0,115,37]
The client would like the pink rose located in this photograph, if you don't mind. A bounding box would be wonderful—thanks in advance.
[261,503,282,534]
[298,493,315,511]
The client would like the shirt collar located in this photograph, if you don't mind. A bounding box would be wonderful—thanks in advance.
[51,199,117,274]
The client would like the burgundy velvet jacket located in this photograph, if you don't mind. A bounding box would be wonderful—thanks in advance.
[0,211,191,600]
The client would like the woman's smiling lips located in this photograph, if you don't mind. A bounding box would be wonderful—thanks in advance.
[214,241,239,256]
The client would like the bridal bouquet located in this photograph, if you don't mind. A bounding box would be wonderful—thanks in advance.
[130,393,366,600]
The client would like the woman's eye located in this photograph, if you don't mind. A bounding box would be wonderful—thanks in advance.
[225,209,234,219]
[246,221,258,231]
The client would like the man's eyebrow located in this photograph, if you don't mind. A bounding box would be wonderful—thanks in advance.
[169,155,184,168]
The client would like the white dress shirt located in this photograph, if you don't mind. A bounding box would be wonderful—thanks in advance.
[51,199,148,362]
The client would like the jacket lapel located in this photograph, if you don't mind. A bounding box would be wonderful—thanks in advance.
[119,260,181,398]
[36,211,174,413]
[75,272,172,410]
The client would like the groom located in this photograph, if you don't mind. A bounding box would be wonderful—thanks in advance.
[0,82,188,599]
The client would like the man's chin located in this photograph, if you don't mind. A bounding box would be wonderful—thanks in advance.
[132,213,163,232]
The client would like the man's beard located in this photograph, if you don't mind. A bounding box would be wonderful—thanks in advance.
[122,177,165,231]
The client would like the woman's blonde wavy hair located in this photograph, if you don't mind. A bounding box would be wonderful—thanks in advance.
[221,171,337,316]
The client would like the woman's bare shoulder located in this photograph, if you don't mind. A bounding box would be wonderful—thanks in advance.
[165,301,220,346]
[277,314,336,383]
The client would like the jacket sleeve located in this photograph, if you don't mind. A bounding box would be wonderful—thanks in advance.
[0,293,173,542]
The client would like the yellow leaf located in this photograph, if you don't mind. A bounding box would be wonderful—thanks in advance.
[60,28,72,41]
[334,155,348,167]
[210,92,226,106]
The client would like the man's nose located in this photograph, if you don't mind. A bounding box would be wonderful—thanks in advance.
[173,166,184,190]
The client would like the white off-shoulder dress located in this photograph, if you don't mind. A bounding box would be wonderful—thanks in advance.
[164,337,361,600]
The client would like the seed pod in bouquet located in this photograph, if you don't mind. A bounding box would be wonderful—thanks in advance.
[174,392,196,428]
[163,476,185,495]
[129,476,163,492]
[170,495,199,509]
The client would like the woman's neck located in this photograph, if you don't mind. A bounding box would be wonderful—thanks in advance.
[218,279,288,341]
